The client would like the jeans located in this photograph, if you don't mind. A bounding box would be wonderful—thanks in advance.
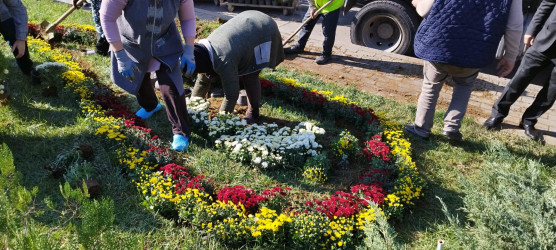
[0,18,34,75]
[491,47,556,126]
[295,7,340,56]
[413,61,479,136]
[90,0,104,37]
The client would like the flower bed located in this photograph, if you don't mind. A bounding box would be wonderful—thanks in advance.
[28,22,97,45]
[27,32,424,248]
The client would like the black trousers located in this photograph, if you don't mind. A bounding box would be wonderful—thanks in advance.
[0,18,34,75]
[136,64,191,137]
[491,47,556,126]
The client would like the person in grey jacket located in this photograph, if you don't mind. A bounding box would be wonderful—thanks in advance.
[191,10,285,124]
[0,0,37,81]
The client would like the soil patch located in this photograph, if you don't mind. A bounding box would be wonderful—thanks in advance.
[281,51,491,120]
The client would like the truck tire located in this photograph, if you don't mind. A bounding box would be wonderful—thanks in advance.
[350,0,420,55]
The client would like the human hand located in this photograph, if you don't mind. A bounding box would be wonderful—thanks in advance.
[180,44,195,77]
[524,35,535,47]
[72,0,85,8]
[497,58,515,77]
[12,40,25,59]
[114,50,138,81]
[310,7,318,19]
[412,0,420,7]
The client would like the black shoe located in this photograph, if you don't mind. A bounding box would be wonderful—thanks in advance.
[30,69,41,85]
[244,115,259,124]
[483,116,503,131]
[211,89,224,98]
[442,130,463,141]
[284,45,304,55]
[183,88,192,98]
[522,124,546,145]
[315,54,331,65]
[95,36,110,57]
[404,124,429,140]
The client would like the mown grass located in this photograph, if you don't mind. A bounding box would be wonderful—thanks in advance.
[1,0,555,248]
[22,0,95,27]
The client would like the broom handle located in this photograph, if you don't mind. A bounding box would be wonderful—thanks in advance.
[283,0,334,46]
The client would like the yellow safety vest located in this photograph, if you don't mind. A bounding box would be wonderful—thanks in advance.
[313,0,344,13]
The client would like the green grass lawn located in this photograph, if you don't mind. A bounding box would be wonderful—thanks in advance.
[1,0,555,249]
[23,0,95,27]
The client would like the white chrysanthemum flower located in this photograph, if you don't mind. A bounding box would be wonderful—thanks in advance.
[233,143,242,153]
[312,141,319,148]
[261,162,268,168]
[253,157,262,164]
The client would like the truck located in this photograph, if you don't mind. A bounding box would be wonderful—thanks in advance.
[345,0,542,56]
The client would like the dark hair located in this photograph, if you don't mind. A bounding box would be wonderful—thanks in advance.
[193,44,216,76]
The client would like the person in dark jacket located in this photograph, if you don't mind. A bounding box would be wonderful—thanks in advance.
[0,0,38,82]
[191,10,285,124]
[282,0,343,65]
[484,0,556,145]
[405,0,523,141]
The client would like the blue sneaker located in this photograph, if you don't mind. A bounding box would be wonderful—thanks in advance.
[171,134,189,151]
[136,103,162,120]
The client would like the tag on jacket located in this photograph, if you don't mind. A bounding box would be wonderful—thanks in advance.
[254,41,271,65]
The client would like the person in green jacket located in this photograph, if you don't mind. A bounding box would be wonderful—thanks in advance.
[283,0,344,65]
[191,10,285,124]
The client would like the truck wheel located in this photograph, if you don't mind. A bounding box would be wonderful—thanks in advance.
[350,0,420,55]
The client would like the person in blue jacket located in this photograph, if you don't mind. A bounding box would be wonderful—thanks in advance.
[405,0,523,142]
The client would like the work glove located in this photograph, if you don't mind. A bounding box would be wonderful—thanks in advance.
[115,49,138,82]
[181,44,195,77]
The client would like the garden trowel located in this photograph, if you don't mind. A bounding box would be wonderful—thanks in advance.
[40,0,87,43]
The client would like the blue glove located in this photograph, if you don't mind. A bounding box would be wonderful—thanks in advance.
[115,49,138,81]
[180,44,195,76]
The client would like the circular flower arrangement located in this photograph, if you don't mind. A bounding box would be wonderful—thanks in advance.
[27,31,424,248]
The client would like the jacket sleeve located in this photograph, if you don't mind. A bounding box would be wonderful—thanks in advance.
[179,0,196,40]
[525,0,556,37]
[4,0,28,41]
[99,0,128,43]
[503,0,524,61]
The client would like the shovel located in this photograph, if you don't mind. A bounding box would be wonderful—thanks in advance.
[40,0,87,42]
[282,0,334,46]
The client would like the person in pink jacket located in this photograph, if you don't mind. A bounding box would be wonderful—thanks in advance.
[100,0,196,151]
